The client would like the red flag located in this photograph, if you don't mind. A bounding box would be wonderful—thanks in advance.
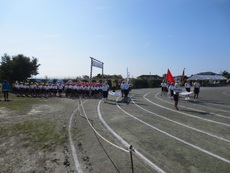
[166,69,175,84]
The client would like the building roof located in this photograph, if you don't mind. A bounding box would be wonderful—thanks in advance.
[196,71,217,75]
[137,75,161,79]
[188,75,227,80]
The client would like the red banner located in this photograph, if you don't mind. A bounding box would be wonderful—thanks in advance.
[166,69,175,84]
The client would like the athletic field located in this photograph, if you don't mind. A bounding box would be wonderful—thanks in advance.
[76,86,230,173]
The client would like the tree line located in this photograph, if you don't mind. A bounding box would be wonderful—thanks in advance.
[1,53,229,87]
[0,54,40,84]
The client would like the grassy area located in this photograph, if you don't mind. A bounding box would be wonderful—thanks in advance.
[0,93,44,111]
[1,120,66,150]
[0,93,66,150]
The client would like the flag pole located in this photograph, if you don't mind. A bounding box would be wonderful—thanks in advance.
[181,68,185,85]
[126,68,130,84]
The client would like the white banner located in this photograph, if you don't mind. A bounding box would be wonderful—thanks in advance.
[92,59,103,69]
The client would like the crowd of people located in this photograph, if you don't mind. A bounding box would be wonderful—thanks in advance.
[161,79,201,110]
[11,81,108,99]
[3,78,201,109]
[6,80,131,102]
[0,77,133,103]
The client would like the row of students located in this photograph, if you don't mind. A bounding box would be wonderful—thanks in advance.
[13,82,59,98]
[12,81,105,98]
[161,80,200,100]
[161,79,201,110]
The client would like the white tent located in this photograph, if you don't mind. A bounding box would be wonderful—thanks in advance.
[188,75,227,81]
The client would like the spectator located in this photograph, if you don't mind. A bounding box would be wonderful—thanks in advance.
[102,81,110,102]
[2,80,11,101]
[112,80,116,92]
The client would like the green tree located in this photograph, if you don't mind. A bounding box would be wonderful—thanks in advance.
[0,54,40,83]
[0,54,14,82]
[221,70,230,78]
[132,79,149,89]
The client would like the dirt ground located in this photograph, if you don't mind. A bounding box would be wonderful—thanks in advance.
[1,86,230,173]
[0,94,153,173]
[0,96,77,173]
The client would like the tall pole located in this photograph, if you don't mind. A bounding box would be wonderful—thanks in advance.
[89,56,104,88]
[89,57,93,96]
[127,68,130,84]
[130,145,134,173]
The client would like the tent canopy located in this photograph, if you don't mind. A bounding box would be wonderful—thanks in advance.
[188,75,227,81]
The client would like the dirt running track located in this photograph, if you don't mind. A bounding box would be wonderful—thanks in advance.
[1,86,230,173]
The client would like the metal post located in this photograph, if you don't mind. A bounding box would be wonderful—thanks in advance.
[89,57,93,96]
[130,145,134,173]
[102,63,104,76]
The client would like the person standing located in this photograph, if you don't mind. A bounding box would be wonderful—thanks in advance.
[123,81,130,102]
[193,79,200,102]
[2,80,11,101]
[120,81,125,97]
[102,81,109,102]
[168,82,174,99]
[184,80,191,100]
[161,80,167,96]
[173,82,181,110]
[112,80,116,92]
[57,82,63,97]
[14,81,20,97]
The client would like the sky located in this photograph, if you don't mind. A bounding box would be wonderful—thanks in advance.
[0,0,229,79]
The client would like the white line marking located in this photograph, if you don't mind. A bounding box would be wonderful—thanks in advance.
[144,92,230,127]
[97,99,166,173]
[131,99,230,143]
[68,100,86,173]
[80,99,129,153]
[223,91,230,97]
[116,100,230,164]
[156,92,230,115]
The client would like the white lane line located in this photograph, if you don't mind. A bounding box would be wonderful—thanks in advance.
[156,92,230,115]
[68,100,87,173]
[155,91,230,119]
[97,99,166,173]
[223,91,230,97]
[131,99,230,143]
[144,93,230,127]
[81,99,129,153]
[116,100,230,164]
[204,102,230,110]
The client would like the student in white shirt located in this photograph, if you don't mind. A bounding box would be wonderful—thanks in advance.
[120,81,125,97]
[102,81,109,102]
[161,81,167,96]
[193,79,201,102]
[123,81,130,102]
[173,82,180,110]
[169,82,174,99]
[184,80,191,100]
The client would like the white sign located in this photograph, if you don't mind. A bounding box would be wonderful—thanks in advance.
[92,59,103,69]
